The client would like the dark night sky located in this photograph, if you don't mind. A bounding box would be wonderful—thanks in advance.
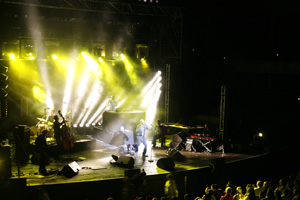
[173,0,300,145]
[183,0,300,60]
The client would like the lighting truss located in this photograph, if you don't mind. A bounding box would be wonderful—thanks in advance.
[0,0,183,17]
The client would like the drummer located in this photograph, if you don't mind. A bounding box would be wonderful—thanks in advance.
[46,109,55,137]
[46,109,55,123]
[36,109,55,137]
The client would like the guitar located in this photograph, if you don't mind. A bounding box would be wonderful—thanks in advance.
[58,110,74,151]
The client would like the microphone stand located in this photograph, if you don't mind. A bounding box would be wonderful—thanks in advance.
[148,125,154,162]
[148,146,153,162]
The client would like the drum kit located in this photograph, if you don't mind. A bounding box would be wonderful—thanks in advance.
[36,116,54,137]
[34,108,72,137]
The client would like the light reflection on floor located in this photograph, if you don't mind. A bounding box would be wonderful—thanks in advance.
[10,138,253,186]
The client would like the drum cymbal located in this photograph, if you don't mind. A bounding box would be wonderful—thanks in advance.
[37,117,47,122]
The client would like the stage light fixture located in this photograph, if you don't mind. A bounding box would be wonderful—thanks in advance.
[21,40,37,60]
[28,53,35,60]
[93,45,105,58]
[52,54,58,60]
[136,44,148,60]
[2,41,19,59]
[141,58,149,73]
[9,54,16,60]
[112,43,124,60]
[121,54,126,60]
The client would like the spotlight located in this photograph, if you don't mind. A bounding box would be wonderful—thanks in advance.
[21,40,37,60]
[121,54,126,61]
[9,54,16,60]
[93,45,105,58]
[250,131,267,151]
[136,44,148,60]
[52,54,58,60]
[2,41,19,59]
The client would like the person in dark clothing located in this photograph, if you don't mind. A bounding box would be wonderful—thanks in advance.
[53,115,63,159]
[35,129,49,175]
[152,120,167,148]
[203,123,212,136]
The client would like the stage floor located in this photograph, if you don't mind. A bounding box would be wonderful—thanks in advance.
[10,136,258,187]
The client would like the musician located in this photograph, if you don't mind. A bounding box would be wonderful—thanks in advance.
[108,96,117,111]
[35,129,49,175]
[53,115,63,159]
[203,123,212,137]
[46,109,55,123]
[152,120,166,148]
[134,119,150,157]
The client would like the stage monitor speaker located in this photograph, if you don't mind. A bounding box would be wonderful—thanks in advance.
[172,134,183,143]
[60,161,81,178]
[117,155,135,168]
[166,148,185,161]
[169,133,185,149]
[156,157,175,170]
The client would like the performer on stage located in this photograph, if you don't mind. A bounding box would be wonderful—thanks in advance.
[35,129,49,175]
[134,119,151,157]
[47,109,55,123]
[152,120,166,148]
[53,115,63,159]
[108,96,117,111]
[202,123,212,137]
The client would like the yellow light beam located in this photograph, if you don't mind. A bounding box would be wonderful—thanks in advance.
[78,81,103,126]
[61,60,76,115]
[81,52,102,78]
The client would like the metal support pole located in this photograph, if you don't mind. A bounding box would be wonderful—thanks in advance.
[165,64,170,123]
[219,86,226,153]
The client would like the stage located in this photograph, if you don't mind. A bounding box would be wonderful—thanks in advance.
[2,132,268,200]
[12,141,253,186]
